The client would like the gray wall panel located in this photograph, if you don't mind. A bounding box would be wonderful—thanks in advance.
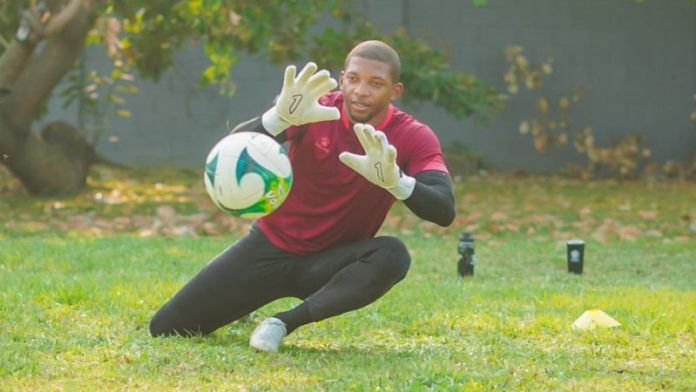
[39,0,696,171]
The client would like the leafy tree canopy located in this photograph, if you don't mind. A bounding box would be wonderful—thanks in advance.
[1,0,503,121]
[0,0,500,196]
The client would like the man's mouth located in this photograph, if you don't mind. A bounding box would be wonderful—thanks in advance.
[350,101,370,111]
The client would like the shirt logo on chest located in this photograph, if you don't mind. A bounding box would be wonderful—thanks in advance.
[314,136,331,153]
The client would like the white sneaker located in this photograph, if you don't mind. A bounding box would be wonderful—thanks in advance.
[249,317,287,353]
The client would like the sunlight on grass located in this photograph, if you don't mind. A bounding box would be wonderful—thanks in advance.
[1,167,695,390]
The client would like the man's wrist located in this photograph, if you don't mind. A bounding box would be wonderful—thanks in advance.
[261,108,290,136]
[387,173,416,200]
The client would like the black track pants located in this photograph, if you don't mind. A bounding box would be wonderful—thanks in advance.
[149,225,411,337]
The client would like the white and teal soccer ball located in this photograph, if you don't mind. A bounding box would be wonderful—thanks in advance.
[204,132,293,219]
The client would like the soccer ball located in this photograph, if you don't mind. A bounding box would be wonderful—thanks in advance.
[204,132,293,219]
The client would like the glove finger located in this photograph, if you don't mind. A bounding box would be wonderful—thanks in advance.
[309,106,341,122]
[309,77,338,97]
[306,69,332,89]
[362,124,380,151]
[358,124,380,153]
[338,152,363,171]
[353,123,371,152]
[374,130,389,154]
[386,145,397,165]
[296,62,318,84]
[283,65,297,88]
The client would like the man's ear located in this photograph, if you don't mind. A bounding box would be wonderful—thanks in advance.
[338,70,345,88]
[391,82,404,101]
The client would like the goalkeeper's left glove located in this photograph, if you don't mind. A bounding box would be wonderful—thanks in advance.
[339,123,416,200]
[262,62,340,136]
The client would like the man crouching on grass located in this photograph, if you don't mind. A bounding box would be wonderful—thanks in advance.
[149,40,456,352]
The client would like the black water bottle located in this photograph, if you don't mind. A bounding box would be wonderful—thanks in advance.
[457,232,475,276]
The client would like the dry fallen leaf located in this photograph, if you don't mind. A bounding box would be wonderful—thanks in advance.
[618,202,632,211]
[638,210,658,220]
[644,230,663,238]
[156,205,177,221]
[617,224,642,241]
[579,207,592,220]
[491,211,508,221]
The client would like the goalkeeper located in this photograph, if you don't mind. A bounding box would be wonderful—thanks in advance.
[150,40,456,352]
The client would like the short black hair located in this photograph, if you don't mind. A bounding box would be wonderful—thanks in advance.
[344,40,401,83]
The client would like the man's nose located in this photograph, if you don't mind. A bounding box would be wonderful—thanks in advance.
[353,81,369,96]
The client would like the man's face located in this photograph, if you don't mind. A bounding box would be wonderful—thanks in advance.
[339,56,403,126]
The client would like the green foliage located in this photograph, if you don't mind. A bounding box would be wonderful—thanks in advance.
[107,0,344,85]
[391,29,503,121]
[0,0,503,122]
[107,0,502,120]
[309,23,504,122]
[201,41,239,96]
[60,63,138,144]
[0,1,21,42]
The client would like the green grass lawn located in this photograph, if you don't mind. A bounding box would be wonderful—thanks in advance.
[1,167,695,390]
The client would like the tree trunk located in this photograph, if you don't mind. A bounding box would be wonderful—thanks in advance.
[0,120,95,195]
[0,0,102,196]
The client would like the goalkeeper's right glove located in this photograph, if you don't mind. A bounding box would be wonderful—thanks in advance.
[261,62,340,136]
[339,123,416,200]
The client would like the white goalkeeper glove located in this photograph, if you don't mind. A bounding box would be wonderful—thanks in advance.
[261,62,340,136]
[339,123,416,200]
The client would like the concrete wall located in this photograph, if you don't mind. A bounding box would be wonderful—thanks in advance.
[42,0,696,171]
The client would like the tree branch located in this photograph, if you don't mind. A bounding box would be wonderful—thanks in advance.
[0,34,9,50]
[0,0,89,95]
[45,0,88,36]
[3,0,102,129]
[0,40,35,91]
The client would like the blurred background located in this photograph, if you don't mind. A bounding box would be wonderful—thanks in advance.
[1,0,695,196]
